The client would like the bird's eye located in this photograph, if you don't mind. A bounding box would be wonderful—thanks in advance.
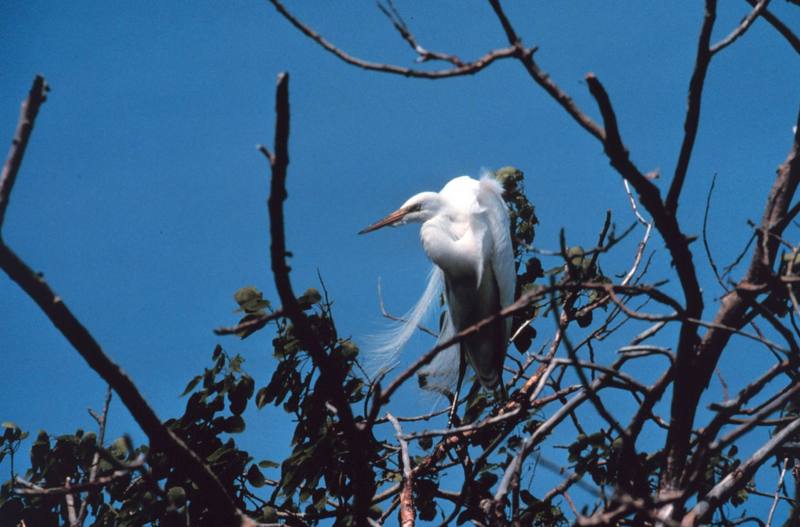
[409,203,423,212]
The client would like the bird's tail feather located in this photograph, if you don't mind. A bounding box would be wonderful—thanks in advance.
[418,310,460,394]
[366,266,443,379]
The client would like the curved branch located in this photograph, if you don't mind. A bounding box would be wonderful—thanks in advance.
[267,0,518,79]
[0,76,250,525]
[486,0,605,141]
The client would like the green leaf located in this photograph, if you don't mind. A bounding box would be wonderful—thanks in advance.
[255,387,270,409]
[234,286,270,314]
[246,464,267,487]
[167,486,186,507]
[181,375,202,396]
[259,506,278,522]
[258,459,279,469]
[297,288,321,309]
[222,415,246,434]
[207,445,233,463]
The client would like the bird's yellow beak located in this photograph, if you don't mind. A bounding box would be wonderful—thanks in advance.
[358,207,409,235]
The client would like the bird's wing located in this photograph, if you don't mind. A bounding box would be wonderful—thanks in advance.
[477,176,516,335]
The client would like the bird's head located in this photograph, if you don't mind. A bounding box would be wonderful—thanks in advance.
[358,191,441,234]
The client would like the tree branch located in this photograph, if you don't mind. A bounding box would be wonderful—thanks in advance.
[684,416,800,525]
[746,0,800,54]
[264,72,376,522]
[710,0,770,54]
[0,76,252,526]
[386,414,415,527]
[0,75,48,232]
[666,0,716,214]
[486,0,606,141]
[267,0,518,79]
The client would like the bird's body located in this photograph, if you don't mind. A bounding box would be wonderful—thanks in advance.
[360,175,515,396]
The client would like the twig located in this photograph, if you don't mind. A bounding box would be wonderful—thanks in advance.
[702,174,727,293]
[386,413,415,527]
[667,0,716,214]
[268,0,518,79]
[264,72,375,521]
[377,277,437,337]
[486,0,605,140]
[76,385,113,526]
[377,1,464,67]
[745,0,800,54]
[685,416,800,525]
[766,458,789,527]
[0,75,48,232]
[65,478,78,526]
[710,0,770,54]
[214,309,284,336]
[15,455,145,497]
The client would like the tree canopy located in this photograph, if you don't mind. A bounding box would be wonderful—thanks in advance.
[2,2,800,526]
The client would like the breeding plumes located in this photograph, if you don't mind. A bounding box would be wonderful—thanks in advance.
[360,175,516,421]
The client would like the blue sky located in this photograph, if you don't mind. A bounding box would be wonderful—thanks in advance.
[1,0,798,522]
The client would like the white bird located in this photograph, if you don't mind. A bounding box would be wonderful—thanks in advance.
[359,175,516,419]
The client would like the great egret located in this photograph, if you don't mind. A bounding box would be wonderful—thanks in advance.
[359,175,515,419]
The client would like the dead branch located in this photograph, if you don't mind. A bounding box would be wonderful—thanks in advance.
[0,75,48,232]
[267,0,518,79]
[685,416,800,525]
[745,0,800,54]
[0,76,251,526]
[263,72,376,522]
[711,0,770,54]
[667,0,716,214]
[386,414,415,527]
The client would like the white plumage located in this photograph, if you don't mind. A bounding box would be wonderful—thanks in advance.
[360,175,515,397]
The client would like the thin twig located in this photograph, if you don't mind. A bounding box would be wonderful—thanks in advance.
[766,458,789,527]
[710,0,770,54]
[268,0,518,79]
[76,385,113,526]
[686,416,800,525]
[745,0,800,54]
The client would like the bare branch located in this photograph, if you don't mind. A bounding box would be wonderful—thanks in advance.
[710,0,770,54]
[0,77,249,524]
[667,0,717,214]
[378,0,464,67]
[386,413,415,527]
[746,0,800,54]
[15,455,145,497]
[267,0,518,79]
[214,309,284,336]
[264,72,376,521]
[377,277,437,337]
[76,385,113,526]
[685,416,800,525]
[766,458,790,527]
[487,0,605,140]
[0,75,48,232]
